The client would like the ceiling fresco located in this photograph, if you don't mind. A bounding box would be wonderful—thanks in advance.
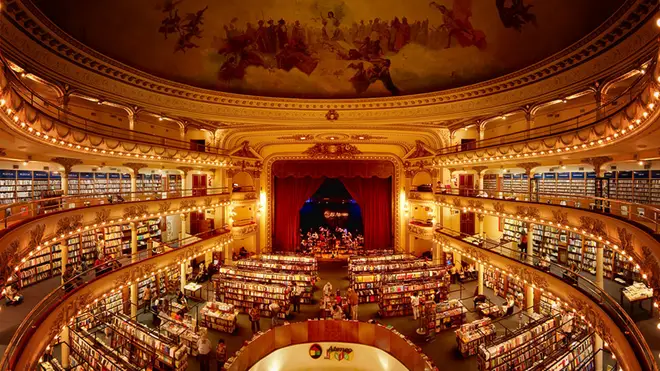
[32,0,624,98]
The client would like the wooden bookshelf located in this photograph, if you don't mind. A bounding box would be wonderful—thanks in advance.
[199,301,237,333]
[352,265,448,304]
[456,318,496,357]
[217,280,291,318]
[216,266,314,303]
[379,276,450,317]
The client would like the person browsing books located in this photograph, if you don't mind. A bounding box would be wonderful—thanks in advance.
[249,304,261,333]
[410,292,420,320]
[197,328,211,371]
[216,339,227,370]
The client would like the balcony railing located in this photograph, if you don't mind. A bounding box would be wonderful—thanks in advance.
[433,227,657,371]
[434,187,660,235]
[0,186,230,231]
[0,228,232,371]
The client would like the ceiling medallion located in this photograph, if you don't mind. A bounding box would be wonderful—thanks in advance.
[302,143,361,158]
[325,109,339,121]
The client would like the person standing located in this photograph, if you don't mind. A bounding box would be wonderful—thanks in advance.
[216,339,227,370]
[292,283,302,313]
[197,329,211,371]
[348,287,359,320]
[249,304,261,333]
[323,281,333,298]
[142,286,151,315]
[520,234,528,260]
[269,301,281,327]
[410,292,420,320]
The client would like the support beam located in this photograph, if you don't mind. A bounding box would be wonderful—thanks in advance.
[527,223,534,265]
[130,173,137,201]
[526,285,534,315]
[60,326,70,369]
[180,261,187,292]
[131,222,138,263]
[594,334,603,371]
[478,263,484,295]
[130,281,138,319]
[596,243,604,289]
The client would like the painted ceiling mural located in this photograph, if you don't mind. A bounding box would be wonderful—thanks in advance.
[33,0,623,98]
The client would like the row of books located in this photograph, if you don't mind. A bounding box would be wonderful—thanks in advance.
[199,301,238,333]
[216,280,291,318]
[456,318,496,357]
[352,266,448,303]
[235,258,318,275]
[379,277,450,317]
[216,266,314,302]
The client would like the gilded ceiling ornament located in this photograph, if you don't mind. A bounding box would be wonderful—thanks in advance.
[408,224,433,238]
[467,200,484,209]
[616,227,634,255]
[407,140,435,159]
[464,246,489,264]
[325,109,339,121]
[204,197,213,207]
[493,202,506,214]
[302,143,361,158]
[472,166,488,174]
[452,198,462,207]
[505,264,549,289]
[515,206,540,219]
[232,141,259,159]
[276,134,315,141]
[640,246,660,301]
[408,192,422,200]
[233,224,257,238]
[51,157,83,175]
[94,209,111,224]
[177,166,194,177]
[47,290,94,340]
[0,240,20,283]
[181,199,197,209]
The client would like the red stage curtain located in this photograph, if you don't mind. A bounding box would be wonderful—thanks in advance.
[341,177,392,250]
[273,176,325,251]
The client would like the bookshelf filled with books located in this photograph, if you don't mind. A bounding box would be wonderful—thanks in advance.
[137,174,163,194]
[199,301,238,333]
[236,257,319,275]
[216,266,315,303]
[70,329,138,371]
[347,254,415,266]
[434,299,467,331]
[20,244,61,287]
[483,174,498,194]
[167,174,182,194]
[0,170,63,204]
[379,275,450,317]
[353,265,448,304]
[477,316,559,371]
[542,333,594,371]
[216,280,291,318]
[456,318,496,357]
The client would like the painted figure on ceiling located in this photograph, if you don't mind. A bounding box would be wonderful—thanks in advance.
[496,0,537,31]
[429,0,486,50]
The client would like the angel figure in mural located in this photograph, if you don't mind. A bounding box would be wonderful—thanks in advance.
[496,0,536,31]
[429,0,487,50]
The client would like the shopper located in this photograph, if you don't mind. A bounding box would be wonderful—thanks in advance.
[331,304,344,320]
[216,339,227,370]
[410,292,420,320]
[335,289,342,306]
[269,301,281,327]
[4,284,23,306]
[142,286,151,314]
[249,304,261,333]
[348,287,359,320]
[519,234,528,260]
[197,328,212,371]
[323,281,333,298]
[292,283,302,313]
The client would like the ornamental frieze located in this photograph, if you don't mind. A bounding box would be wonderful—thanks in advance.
[47,290,94,340]
[56,214,83,235]
[181,199,198,209]
[123,205,149,219]
[493,202,506,214]
[579,216,607,238]
[111,263,157,288]
[0,240,20,282]
[28,223,46,249]
[551,210,569,225]
[158,201,172,213]
[233,223,257,238]
[94,209,111,224]
[302,143,362,158]
[505,264,549,290]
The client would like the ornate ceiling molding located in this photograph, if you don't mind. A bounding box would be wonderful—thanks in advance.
[302,143,362,158]
[0,0,656,123]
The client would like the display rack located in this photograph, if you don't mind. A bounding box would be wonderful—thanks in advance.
[158,313,200,356]
[502,219,526,243]
[434,299,467,331]
[477,316,558,371]
[199,301,237,333]
[168,174,182,194]
[236,258,319,275]
[0,170,64,203]
[353,266,448,304]
[456,318,496,357]
[217,280,291,318]
[110,314,188,370]
[379,276,450,317]
[70,329,138,371]
[20,244,61,287]
[216,266,314,303]
[348,254,415,266]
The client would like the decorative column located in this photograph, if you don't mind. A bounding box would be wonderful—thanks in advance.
[253,169,262,254]
[130,281,138,319]
[51,157,83,195]
[60,325,70,368]
[473,166,488,193]
[478,213,485,239]
[526,284,534,314]
[524,111,535,138]
[123,163,148,200]
[130,222,138,262]
[477,262,484,295]
[516,162,540,201]
[594,84,605,120]
[595,335,603,371]
[60,243,68,284]
[476,124,484,141]
[527,223,534,264]
[180,261,187,292]
[596,243,604,289]
[177,167,193,196]
[180,213,188,241]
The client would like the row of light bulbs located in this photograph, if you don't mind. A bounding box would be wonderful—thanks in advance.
[0,98,231,167]
[436,88,659,167]
[8,201,232,282]
[433,241,615,359]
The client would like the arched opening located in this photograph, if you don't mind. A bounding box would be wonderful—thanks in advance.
[232,171,254,192]
[411,171,432,192]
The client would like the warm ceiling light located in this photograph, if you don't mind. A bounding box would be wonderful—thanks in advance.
[656,18,660,27]
[500,115,506,120]
[299,136,306,140]
[329,137,335,140]
[561,165,566,169]
[639,161,645,166]
[358,136,365,140]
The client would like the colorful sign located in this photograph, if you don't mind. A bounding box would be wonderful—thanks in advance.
[309,344,323,359]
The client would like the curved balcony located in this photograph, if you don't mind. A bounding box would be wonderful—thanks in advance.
[0,60,230,166]
[223,320,436,371]
[430,57,660,166]
[0,228,232,371]
[0,187,231,287]
[431,227,655,371]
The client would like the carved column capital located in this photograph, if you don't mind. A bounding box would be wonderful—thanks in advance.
[177,166,194,178]
[123,162,149,175]
[581,156,613,176]
[515,162,541,176]
[472,166,488,174]
[52,157,83,175]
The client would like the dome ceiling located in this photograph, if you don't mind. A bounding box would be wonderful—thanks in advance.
[32,0,624,99]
